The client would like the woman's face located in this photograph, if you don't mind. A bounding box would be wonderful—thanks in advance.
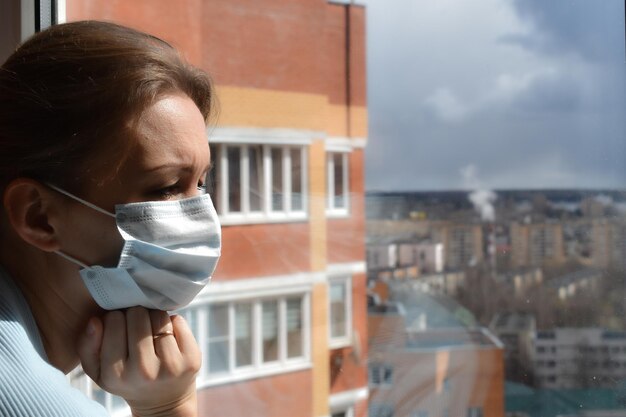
[54,93,211,267]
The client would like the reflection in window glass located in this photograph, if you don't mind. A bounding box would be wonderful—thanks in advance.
[208,143,219,209]
[262,300,279,363]
[226,146,241,212]
[291,148,303,211]
[235,303,253,367]
[333,153,345,209]
[249,145,263,212]
[287,298,303,358]
[330,281,347,339]
[208,304,229,374]
[271,147,283,211]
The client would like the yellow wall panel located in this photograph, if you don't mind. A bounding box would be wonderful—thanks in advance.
[216,86,327,131]
[312,283,330,417]
[309,139,327,272]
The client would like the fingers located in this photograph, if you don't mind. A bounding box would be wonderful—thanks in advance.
[126,307,155,363]
[150,310,183,370]
[100,311,128,379]
[170,315,202,373]
[77,317,103,382]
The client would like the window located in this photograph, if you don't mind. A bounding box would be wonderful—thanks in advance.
[369,403,394,417]
[213,143,307,224]
[331,408,354,417]
[369,363,394,386]
[467,407,483,417]
[329,276,352,347]
[179,294,309,385]
[286,298,304,358]
[207,305,229,374]
[68,369,128,416]
[235,303,253,368]
[326,152,349,216]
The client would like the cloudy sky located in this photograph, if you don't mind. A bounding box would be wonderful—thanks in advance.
[362,0,626,191]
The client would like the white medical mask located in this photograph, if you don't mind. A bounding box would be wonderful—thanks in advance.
[48,184,221,311]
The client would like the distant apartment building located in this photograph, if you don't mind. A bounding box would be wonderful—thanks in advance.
[592,220,626,270]
[367,243,398,271]
[434,223,484,270]
[368,299,505,417]
[53,1,369,416]
[545,268,601,301]
[495,268,543,297]
[489,312,536,384]
[367,240,444,275]
[533,328,626,389]
[510,222,564,268]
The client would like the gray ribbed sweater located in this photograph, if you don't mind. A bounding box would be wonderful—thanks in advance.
[0,268,109,417]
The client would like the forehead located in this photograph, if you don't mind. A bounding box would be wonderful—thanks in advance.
[126,94,209,169]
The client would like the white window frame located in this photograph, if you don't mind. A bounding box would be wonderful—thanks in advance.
[178,293,312,388]
[326,151,350,217]
[329,275,353,348]
[215,143,308,225]
[67,368,130,417]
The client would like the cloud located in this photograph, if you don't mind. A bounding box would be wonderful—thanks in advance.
[424,88,469,122]
[363,0,626,191]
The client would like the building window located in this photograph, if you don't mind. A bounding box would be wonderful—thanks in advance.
[331,407,354,417]
[207,304,229,374]
[179,294,309,384]
[369,363,394,386]
[329,276,352,347]
[369,403,394,417]
[467,407,484,417]
[212,143,307,224]
[326,152,349,216]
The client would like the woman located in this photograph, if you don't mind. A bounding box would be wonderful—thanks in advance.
[0,20,221,417]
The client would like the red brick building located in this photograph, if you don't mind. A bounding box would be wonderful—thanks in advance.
[1,1,369,416]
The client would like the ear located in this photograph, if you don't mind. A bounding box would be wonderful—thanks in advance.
[2,178,62,252]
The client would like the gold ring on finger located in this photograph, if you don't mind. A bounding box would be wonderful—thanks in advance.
[153,330,175,340]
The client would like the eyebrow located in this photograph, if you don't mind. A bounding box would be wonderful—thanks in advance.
[145,161,213,173]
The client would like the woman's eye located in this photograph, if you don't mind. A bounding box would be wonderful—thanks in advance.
[197,181,207,195]
[154,185,180,199]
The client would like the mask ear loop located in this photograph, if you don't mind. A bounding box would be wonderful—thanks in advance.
[46,183,116,218]
[55,250,90,269]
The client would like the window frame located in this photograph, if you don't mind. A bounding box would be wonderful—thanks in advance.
[369,362,394,387]
[326,151,350,217]
[178,292,312,388]
[328,275,353,348]
[215,143,308,225]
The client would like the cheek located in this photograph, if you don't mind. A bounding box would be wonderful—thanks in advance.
[58,206,123,266]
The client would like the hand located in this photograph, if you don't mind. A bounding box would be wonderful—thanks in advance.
[77,307,202,417]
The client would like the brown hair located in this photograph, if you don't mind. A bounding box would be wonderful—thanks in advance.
[0,20,215,193]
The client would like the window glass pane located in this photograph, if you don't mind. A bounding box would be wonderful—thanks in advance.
[330,282,347,339]
[291,148,303,211]
[248,145,263,212]
[287,298,303,358]
[235,303,253,367]
[208,144,219,211]
[333,153,345,209]
[226,146,241,212]
[208,304,229,374]
[271,147,283,211]
[262,300,279,363]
